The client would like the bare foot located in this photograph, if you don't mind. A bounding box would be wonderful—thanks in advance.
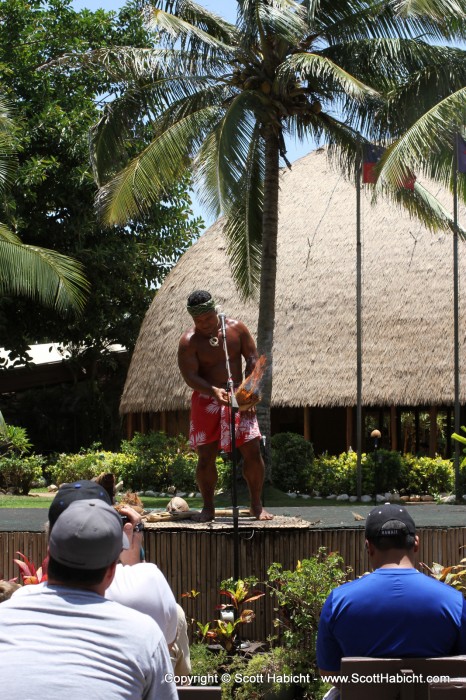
[193,508,215,522]
[250,505,274,520]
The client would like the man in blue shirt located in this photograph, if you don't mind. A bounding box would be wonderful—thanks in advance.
[317,503,466,678]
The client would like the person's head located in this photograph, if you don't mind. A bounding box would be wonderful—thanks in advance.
[365,503,417,554]
[48,480,113,530]
[0,580,21,602]
[186,290,218,336]
[48,499,129,589]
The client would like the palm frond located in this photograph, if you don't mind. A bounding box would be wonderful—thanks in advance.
[150,0,238,43]
[222,128,264,300]
[371,179,466,237]
[310,0,465,43]
[376,88,466,190]
[90,75,221,185]
[279,52,379,102]
[146,6,237,59]
[0,95,17,192]
[96,105,224,225]
[0,225,89,314]
[255,0,308,43]
[194,90,265,221]
[394,0,465,21]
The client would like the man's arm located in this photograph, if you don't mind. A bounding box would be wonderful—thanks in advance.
[178,332,228,404]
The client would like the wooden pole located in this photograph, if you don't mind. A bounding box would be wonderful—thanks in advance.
[304,406,311,442]
[429,406,438,457]
[346,407,353,451]
[390,406,397,451]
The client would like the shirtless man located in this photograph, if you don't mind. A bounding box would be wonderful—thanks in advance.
[178,289,273,522]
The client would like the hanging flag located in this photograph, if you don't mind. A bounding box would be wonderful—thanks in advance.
[401,172,416,191]
[362,144,385,184]
[456,133,466,174]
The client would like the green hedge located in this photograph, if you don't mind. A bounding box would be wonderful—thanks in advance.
[270,431,456,496]
[47,432,231,493]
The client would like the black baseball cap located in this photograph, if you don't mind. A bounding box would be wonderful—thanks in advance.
[48,480,112,528]
[365,503,416,539]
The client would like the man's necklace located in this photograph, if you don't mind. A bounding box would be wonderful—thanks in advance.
[209,335,219,347]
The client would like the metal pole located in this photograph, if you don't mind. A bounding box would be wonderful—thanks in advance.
[356,148,363,500]
[219,314,240,582]
[453,140,461,500]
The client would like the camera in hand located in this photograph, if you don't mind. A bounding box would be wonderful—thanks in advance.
[120,515,129,525]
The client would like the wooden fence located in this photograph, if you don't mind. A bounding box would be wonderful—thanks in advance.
[2,525,466,641]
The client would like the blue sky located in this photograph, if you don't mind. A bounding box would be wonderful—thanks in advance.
[71,0,317,227]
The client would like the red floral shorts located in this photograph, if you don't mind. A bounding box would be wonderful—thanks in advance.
[189,391,261,452]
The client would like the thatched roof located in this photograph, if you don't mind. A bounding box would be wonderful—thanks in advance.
[121,148,466,414]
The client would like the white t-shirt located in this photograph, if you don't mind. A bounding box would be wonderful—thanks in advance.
[2,583,177,700]
[107,563,178,645]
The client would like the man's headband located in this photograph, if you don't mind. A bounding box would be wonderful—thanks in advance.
[187,298,216,318]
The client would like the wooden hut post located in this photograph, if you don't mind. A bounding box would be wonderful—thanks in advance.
[160,411,167,433]
[390,406,397,451]
[429,406,438,457]
[126,413,134,440]
[346,407,353,450]
[304,406,311,441]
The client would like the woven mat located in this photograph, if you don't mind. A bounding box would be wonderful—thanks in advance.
[143,514,316,530]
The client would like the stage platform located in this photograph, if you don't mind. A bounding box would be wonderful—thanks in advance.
[2,502,466,532]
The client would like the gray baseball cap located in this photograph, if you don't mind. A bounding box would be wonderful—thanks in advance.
[49,499,129,570]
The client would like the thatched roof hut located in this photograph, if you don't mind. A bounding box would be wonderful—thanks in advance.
[121,148,466,455]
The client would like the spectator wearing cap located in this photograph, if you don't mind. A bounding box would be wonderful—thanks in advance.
[46,480,179,649]
[0,499,177,699]
[317,503,466,679]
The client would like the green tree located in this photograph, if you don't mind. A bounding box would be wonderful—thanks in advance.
[0,0,201,364]
[367,0,466,198]
[0,96,88,314]
[86,0,465,459]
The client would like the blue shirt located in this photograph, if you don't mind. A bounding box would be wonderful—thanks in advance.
[317,568,466,672]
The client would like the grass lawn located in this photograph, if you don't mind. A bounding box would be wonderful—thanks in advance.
[0,485,335,509]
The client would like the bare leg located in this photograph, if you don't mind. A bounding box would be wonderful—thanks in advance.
[239,438,273,520]
[195,442,219,522]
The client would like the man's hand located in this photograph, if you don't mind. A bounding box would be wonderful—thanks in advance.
[118,505,144,565]
[212,386,229,405]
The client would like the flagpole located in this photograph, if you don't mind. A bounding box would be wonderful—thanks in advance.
[453,135,461,500]
[356,145,363,501]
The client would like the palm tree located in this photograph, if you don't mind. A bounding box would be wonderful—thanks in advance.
[88,0,465,456]
[0,97,88,315]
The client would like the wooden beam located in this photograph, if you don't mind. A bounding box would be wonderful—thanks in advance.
[126,413,134,441]
[160,411,167,433]
[390,406,397,451]
[346,407,353,450]
[429,406,438,457]
[304,406,311,441]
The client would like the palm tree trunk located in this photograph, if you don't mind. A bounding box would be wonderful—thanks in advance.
[256,127,280,478]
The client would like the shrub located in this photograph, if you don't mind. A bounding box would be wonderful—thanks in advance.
[189,643,227,685]
[48,450,137,485]
[266,549,351,697]
[0,422,44,494]
[400,454,453,495]
[271,432,314,492]
[121,431,231,492]
[366,449,403,495]
[0,455,45,495]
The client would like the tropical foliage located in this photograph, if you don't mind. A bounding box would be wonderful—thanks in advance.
[0,0,201,365]
[80,0,466,461]
[0,95,88,315]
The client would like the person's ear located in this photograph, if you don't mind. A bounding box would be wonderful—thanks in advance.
[413,535,420,553]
